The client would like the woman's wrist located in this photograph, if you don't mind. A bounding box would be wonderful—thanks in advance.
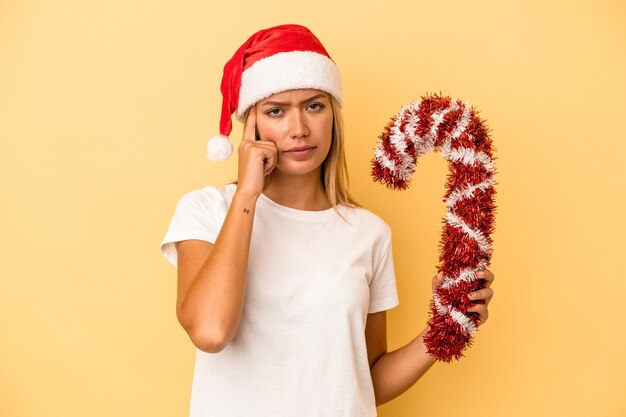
[418,326,437,362]
[232,189,260,206]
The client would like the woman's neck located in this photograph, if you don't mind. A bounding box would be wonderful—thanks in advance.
[262,168,331,211]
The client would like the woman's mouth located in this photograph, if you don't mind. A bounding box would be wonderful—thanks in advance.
[283,146,317,158]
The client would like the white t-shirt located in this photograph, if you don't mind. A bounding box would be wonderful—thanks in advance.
[160,184,399,417]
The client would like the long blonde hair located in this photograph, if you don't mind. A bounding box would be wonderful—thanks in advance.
[322,96,359,208]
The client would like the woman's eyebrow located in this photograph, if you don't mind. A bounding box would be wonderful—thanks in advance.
[261,93,327,106]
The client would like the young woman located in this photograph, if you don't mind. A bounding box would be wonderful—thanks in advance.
[160,24,495,417]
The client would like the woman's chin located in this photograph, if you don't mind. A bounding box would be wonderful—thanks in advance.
[273,161,322,177]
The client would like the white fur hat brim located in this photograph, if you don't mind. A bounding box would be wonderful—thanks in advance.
[235,51,343,121]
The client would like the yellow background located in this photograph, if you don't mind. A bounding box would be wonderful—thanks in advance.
[1,0,624,416]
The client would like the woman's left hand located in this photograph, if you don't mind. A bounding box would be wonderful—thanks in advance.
[431,269,495,327]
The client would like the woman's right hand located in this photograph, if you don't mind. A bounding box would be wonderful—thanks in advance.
[236,106,277,197]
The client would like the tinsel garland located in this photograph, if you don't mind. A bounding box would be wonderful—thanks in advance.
[371,93,497,362]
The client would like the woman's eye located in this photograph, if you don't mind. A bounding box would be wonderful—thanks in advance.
[308,102,324,111]
[267,108,283,116]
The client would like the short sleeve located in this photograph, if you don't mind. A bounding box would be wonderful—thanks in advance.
[159,188,227,268]
[368,225,400,313]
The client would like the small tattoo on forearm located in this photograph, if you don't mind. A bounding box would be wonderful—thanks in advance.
[243,208,250,214]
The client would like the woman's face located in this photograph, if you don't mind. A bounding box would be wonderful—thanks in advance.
[254,88,333,177]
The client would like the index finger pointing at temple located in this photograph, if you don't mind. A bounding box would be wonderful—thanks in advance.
[242,106,257,142]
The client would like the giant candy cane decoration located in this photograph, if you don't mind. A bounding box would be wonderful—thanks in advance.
[371,93,497,362]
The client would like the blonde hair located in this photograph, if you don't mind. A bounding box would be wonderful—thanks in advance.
[322,96,359,208]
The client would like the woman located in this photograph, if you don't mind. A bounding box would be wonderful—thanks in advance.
[160,24,495,417]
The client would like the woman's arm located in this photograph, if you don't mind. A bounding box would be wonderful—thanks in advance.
[367,319,436,406]
[176,191,259,353]
[175,107,277,353]
[368,269,495,406]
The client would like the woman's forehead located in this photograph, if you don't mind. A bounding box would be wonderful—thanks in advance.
[260,89,328,104]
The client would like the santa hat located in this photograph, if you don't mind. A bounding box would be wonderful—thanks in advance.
[207,24,343,161]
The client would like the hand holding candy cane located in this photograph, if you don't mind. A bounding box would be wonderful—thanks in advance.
[432,269,495,327]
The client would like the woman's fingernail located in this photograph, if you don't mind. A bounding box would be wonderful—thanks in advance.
[468,292,474,298]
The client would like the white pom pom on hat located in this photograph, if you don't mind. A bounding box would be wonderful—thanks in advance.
[206,134,234,161]
[206,24,343,161]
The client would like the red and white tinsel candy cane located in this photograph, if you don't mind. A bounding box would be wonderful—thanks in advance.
[371,93,497,362]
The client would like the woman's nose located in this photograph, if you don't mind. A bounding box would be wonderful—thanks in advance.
[288,110,309,138]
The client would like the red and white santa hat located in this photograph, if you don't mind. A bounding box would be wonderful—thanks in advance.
[207,24,343,161]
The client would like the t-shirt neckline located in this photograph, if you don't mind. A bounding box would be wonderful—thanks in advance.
[257,191,340,221]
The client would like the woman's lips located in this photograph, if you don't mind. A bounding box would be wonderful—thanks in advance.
[284,146,316,158]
